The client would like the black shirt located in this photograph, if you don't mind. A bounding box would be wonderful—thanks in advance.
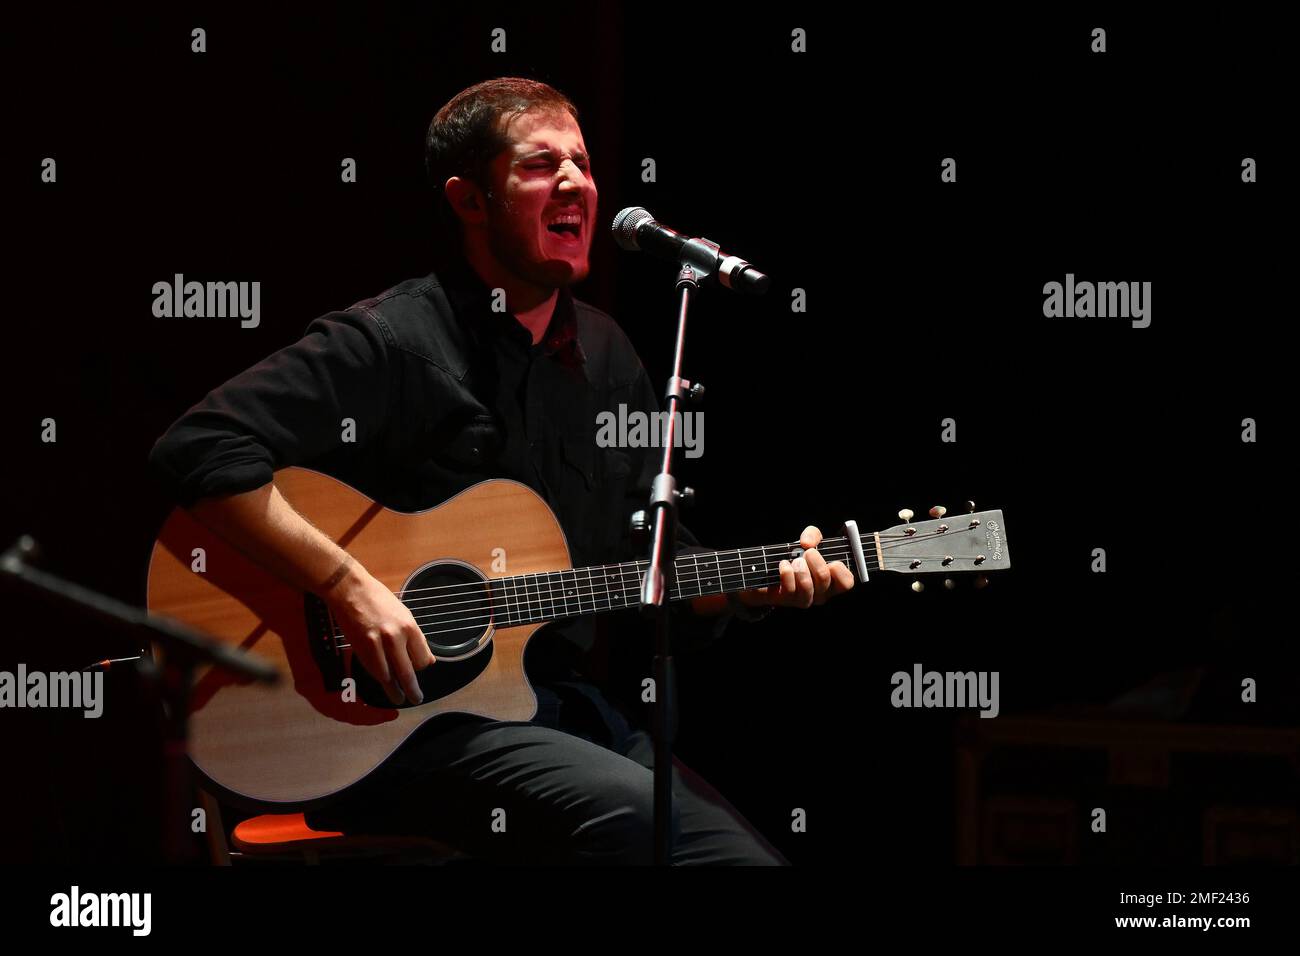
[148,258,729,696]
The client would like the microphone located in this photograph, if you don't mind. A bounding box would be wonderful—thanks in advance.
[610,206,771,294]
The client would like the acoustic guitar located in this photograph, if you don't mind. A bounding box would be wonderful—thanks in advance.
[146,466,1011,804]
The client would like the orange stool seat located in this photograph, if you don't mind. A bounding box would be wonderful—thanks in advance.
[232,813,343,848]
[229,811,461,863]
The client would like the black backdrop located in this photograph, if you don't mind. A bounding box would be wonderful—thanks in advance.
[3,5,1290,871]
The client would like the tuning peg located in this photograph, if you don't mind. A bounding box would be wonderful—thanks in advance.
[1,534,41,569]
[943,577,956,590]
[688,382,706,403]
[675,486,695,505]
[929,505,947,519]
[974,573,989,589]
[966,500,976,513]
[911,579,924,593]
[898,508,914,523]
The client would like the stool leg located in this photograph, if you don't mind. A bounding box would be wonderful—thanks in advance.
[196,788,232,866]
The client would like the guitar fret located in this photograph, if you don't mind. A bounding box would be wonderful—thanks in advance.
[699,553,716,594]
[578,566,592,616]
[612,565,622,609]
[528,572,542,623]
[562,569,578,618]
[498,536,856,627]
[604,565,622,609]
[604,565,617,608]
[622,563,636,606]
[740,547,764,593]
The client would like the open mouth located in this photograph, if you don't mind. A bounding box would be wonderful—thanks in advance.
[546,221,582,241]
[545,208,584,244]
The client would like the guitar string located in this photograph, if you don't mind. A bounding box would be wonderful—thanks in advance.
[329,543,992,646]
[395,546,967,621]
[340,541,894,624]
[394,539,975,617]
[327,535,991,642]
[352,525,979,608]
[392,545,865,623]
[330,546,867,644]
[374,527,962,599]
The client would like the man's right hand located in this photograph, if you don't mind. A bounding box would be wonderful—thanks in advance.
[186,483,435,706]
[325,565,436,706]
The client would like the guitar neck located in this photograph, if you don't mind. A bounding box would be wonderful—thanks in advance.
[488,536,860,626]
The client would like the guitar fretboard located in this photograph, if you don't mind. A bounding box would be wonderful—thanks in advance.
[485,537,855,626]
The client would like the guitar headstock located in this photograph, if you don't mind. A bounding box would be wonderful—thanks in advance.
[875,504,1010,590]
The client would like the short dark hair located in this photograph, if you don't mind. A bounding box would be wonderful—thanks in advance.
[424,77,580,252]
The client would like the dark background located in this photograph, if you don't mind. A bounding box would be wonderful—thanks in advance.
[2,5,1292,869]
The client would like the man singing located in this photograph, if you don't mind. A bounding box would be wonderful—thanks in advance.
[150,77,853,864]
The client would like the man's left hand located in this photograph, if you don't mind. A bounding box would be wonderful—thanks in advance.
[734,525,854,610]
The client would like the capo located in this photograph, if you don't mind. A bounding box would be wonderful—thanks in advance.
[841,520,869,583]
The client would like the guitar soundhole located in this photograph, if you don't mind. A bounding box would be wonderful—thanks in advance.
[401,560,493,658]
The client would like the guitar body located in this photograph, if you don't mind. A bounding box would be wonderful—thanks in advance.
[146,467,571,806]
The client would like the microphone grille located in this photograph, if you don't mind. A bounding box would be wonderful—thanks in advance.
[611,206,654,251]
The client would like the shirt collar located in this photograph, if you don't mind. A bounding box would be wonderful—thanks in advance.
[438,257,588,372]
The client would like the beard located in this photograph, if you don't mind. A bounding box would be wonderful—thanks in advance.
[484,191,587,288]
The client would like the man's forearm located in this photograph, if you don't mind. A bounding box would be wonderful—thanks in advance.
[188,482,361,599]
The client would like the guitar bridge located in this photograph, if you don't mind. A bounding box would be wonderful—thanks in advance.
[304,593,346,691]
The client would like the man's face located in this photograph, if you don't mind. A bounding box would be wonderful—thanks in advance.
[479,109,597,289]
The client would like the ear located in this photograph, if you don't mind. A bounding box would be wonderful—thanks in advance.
[444,176,487,226]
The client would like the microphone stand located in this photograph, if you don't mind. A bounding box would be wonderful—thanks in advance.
[639,256,710,866]
[0,535,278,863]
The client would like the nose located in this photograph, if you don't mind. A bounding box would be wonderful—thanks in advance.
[557,158,594,193]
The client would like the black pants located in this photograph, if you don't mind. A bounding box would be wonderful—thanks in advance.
[305,677,788,865]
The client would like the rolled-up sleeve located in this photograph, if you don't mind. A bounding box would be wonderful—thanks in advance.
[149,309,391,507]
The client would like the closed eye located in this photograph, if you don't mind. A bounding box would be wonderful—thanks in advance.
[523,158,590,172]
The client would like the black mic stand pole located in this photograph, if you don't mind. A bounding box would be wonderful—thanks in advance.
[639,256,709,866]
